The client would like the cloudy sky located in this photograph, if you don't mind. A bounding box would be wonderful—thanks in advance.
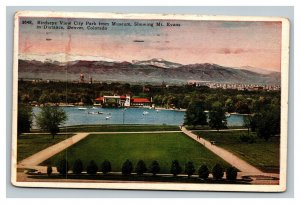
[19,18,282,72]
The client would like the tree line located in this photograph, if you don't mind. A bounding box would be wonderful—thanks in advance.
[18,80,280,114]
[47,158,238,181]
[184,98,280,141]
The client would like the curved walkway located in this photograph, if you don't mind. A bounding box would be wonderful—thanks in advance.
[181,126,263,174]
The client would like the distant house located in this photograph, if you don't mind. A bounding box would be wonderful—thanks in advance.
[130,98,151,107]
[94,95,151,107]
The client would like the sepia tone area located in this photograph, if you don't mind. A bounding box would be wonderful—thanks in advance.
[13,12,289,191]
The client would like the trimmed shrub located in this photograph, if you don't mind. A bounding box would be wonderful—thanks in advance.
[170,160,182,177]
[198,164,209,179]
[239,134,256,143]
[135,160,147,176]
[185,161,195,178]
[73,159,83,175]
[226,167,238,181]
[149,160,160,176]
[86,160,98,175]
[122,159,133,175]
[57,159,69,175]
[212,164,224,180]
[47,165,52,176]
[101,160,112,175]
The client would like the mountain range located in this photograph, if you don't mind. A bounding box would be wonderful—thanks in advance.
[18,56,280,85]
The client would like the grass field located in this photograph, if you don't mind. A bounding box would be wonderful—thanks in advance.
[17,134,74,162]
[42,132,229,173]
[39,124,180,133]
[194,131,280,173]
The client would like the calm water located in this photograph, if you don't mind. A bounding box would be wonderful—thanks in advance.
[32,106,245,127]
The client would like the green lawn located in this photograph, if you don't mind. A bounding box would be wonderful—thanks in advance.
[46,124,180,132]
[194,131,280,173]
[17,134,74,162]
[42,132,229,173]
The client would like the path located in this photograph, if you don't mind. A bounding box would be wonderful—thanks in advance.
[181,126,263,174]
[22,131,182,135]
[191,128,247,132]
[17,131,182,170]
[18,132,90,169]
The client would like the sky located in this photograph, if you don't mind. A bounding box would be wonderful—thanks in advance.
[19,17,282,72]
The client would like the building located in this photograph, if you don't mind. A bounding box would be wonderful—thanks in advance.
[130,98,151,107]
[94,95,151,107]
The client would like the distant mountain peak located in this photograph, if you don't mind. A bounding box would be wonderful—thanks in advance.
[236,65,277,75]
[132,58,182,68]
[19,53,120,64]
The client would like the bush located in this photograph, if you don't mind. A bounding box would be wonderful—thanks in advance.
[101,160,112,175]
[73,159,83,175]
[198,164,209,179]
[86,160,98,175]
[47,165,52,176]
[122,159,133,175]
[226,167,238,181]
[239,134,256,143]
[212,164,224,180]
[135,160,147,176]
[149,160,160,176]
[17,105,33,136]
[170,160,182,177]
[185,161,195,178]
[57,159,69,175]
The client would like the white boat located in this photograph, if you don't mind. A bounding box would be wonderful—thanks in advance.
[105,116,112,120]
[88,111,104,115]
[225,112,231,117]
[143,111,149,115]
[91,107,97,109]
[78,107,88,110]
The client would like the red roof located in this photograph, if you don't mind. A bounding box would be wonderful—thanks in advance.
[95,97,103,101]
[120,95,127,99]
[131,98,150,103]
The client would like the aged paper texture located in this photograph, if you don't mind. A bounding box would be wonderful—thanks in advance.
[11,11,290,192]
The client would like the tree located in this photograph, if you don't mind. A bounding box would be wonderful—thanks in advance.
[208,102,227,131]
[149,160,160,176]
[47,166,53,176]
[198,164,209,179]
[170,160,182,177]
[122,159,133,175]
[135,160,147,176]
[36,106,67,139]
[86,160,98,175]
[212,164,224,180]
[73,159,84,175]
[243,115,252,136]
[17,104,33,137]
[185,161,195,178]
[184,100,207,127]
[226,167,238,181]
[57,159,69,175]
[255,107,280,141]
[101,160,112,175]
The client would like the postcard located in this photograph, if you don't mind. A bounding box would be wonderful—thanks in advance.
[11,11,290,192]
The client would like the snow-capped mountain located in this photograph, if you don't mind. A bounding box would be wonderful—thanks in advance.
[132,58,183,68]
[19,53,119,64]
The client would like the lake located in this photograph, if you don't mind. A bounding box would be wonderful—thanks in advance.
[32,106,245,127]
